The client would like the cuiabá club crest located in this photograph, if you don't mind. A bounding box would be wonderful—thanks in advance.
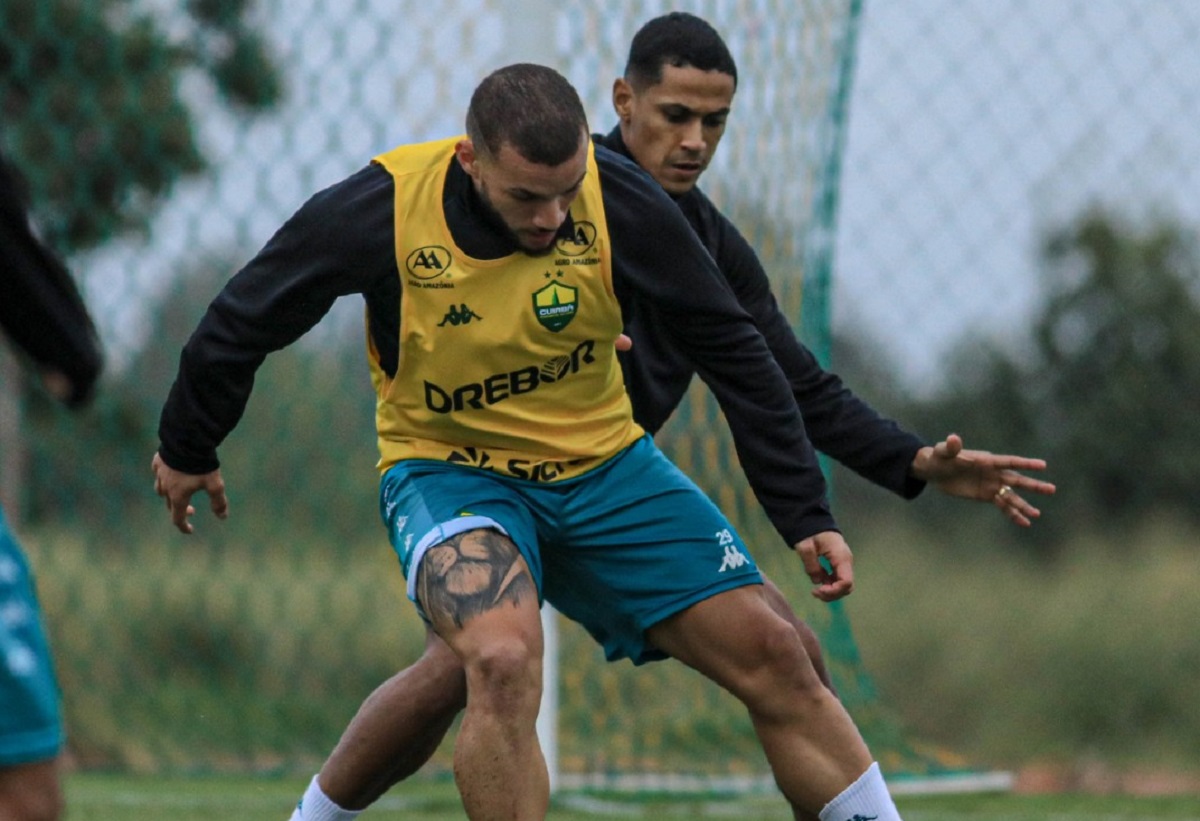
[532,280,578,332]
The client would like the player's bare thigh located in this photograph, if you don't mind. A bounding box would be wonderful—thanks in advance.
[415,528,539,643]
[646,584,824,698]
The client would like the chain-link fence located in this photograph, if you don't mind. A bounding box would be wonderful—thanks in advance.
[3,0,1198,788]
[839,0,1200,390]
[827,1,1200,561]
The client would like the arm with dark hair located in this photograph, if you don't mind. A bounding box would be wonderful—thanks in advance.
[0,154,103,407]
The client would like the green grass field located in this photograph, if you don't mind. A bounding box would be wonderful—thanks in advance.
[63,773,1200,821]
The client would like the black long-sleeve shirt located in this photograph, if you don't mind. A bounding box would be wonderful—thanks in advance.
[597,127,927,500]
[159,141,838,545]
[0,152,103,407]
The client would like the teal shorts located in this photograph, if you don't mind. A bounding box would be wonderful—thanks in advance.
[380,435,762,664]
[0,505,63,765]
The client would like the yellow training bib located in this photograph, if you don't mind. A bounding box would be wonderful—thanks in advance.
[368,137,643,482]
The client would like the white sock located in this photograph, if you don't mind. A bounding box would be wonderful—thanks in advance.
[818,762,902,821]
[289,775,361,821]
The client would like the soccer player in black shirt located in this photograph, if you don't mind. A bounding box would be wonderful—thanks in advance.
[157,60,896,819]
[281,14,1053,821]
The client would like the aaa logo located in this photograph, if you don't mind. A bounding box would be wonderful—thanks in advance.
[532,280,578,332]
[405,245,451,280]
[555,220,597,257]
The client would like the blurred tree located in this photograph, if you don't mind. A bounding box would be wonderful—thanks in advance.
[1,0,283,532]
[867,209,1200,549]
[0,0,282,251]
[1032,209,1200,525]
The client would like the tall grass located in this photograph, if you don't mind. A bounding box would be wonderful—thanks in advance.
[23,511,1200,778]
[28,523,424,772]
[841,513,1200,772]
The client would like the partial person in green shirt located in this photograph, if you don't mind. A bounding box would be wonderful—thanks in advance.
[0,148,104,821]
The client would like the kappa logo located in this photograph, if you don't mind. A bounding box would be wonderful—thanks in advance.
[438,303,483,326]
[555,220,597,256]
[718,544,749,572]
[392,514,414,556]
[715,529,748,572]
[406,245,452,280]
[532,278,578,331]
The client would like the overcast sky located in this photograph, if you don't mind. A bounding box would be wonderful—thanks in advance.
[836,0,1200,387]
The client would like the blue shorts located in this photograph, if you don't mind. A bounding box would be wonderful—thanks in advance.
[0,505,63,765]
[380,435,762,664]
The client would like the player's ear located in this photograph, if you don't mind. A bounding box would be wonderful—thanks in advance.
[455,138,481,179]
[612,77,634,123]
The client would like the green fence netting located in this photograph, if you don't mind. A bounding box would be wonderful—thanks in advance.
[4,0,1199,794]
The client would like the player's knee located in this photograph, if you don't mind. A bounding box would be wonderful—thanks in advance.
[758,614,810,670]
[741,615,827,702]
[469,634,539,684]
[464,635,541,714]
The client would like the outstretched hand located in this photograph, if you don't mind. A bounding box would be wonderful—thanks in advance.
[910,433,1056,527]
[793,530,854,602]
[151,452,229,534]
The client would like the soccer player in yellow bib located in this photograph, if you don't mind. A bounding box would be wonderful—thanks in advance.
[273,14,1055,821]
[152,61,906,821]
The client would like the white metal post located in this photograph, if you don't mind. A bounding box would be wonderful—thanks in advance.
[500,1,564,793]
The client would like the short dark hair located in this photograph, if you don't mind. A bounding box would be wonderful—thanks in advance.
[465,63,588,166]
[624,12,738,91]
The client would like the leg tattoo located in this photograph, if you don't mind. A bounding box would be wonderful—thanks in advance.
[418,529,534,629]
